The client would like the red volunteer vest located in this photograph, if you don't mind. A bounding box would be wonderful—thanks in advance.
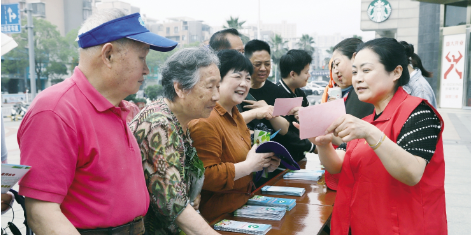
[331,88,447,234]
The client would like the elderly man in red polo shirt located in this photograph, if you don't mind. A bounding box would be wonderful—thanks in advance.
[17,9,177,235]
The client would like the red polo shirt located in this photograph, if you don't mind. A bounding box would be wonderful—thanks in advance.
[18,67,149,229]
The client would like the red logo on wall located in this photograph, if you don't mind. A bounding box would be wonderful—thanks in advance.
[444,51,463,79]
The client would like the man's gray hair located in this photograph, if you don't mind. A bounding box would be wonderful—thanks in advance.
[77,9,135,56]
[161,48,219,101]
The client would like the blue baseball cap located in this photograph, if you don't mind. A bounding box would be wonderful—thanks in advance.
[78,13,178,52]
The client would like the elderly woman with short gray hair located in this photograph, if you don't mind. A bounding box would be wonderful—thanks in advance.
[129,48,220,235]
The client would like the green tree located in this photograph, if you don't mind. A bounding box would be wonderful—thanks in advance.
[4,18,69,91]
[297,34,315,55]
[62,28,80,74]
[326,46,334,54]
[353,35,363,40]
[144,85,163,101]
[269,34,288,82]
[145,41,200,71]
[223,16,249,44]
[223,16,246,29]
[124,94,136,101]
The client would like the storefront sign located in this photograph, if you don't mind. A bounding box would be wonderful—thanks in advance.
[367,0,392,23]
[440,34,466,108]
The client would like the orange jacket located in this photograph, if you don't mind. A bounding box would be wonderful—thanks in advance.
[321,58,335,103]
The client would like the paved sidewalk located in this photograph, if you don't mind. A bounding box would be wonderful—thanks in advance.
[438,108,471,235]
[1,108,471,234]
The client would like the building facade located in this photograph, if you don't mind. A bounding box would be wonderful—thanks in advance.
[147,17,212,46]
[360,0,471,108]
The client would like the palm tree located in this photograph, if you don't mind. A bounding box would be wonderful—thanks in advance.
[325,46,334,54]
[352,34,363,40]
[223,16,246,29]
[269,34,288,82]
[297,34,315,55]
[223,16,249,44]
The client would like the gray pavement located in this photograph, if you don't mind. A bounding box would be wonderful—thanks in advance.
[1,107,471,234]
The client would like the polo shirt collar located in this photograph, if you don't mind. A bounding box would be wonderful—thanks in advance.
[71,67,117,112]
[215,102,238,116]
[215,102,228,116]
[215,102,240,125]
[279,79,294,96]
[279,79,295,95]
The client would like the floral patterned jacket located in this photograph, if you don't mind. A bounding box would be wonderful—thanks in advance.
[129,98,198,235]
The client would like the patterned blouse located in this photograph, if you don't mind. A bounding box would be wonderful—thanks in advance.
[129,98,198,235]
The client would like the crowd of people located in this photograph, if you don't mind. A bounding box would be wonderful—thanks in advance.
[8,8,447,235]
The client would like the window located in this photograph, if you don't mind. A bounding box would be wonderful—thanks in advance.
[158,25,163,31]
[83,9,92,20]
[444,3,468,27]
[174,26,179,34]
[166,27,170,35]
[166,36,180,41]
[182,35,186,41]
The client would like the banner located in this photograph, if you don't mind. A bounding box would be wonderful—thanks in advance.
[440,34,466,108]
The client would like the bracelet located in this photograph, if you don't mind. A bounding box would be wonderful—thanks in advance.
[369,133,386,150]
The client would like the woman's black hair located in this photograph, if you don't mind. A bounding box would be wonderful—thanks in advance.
[217,49,253,80]
[356,38,410,88]
[399,41,433,78]
[333,38,363,59]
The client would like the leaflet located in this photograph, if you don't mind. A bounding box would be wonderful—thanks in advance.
[283,170,324,181]
[261,186,306,197]
[234,205,286,221]
[2,164,31,194]
[214,219,272,235]
[247,195,297,211]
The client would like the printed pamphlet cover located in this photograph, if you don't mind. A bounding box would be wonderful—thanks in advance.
[2,164,31,193]
[214,219,272,235]
[247,195,297,211]
[261,185,306,197]
[283,169,324,181]
[234,205,286,221]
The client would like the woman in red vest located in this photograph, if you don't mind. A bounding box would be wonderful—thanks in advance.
[306,38,447,234]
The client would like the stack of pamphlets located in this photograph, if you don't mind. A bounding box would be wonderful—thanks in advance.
[261,186,305,197]
[234,205,286,221]
[283,169,325,181]
[247,195,297,211]
[214,219,272,235]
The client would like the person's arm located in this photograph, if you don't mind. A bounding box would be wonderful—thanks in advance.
[234,144,275,180]
[241,107,272,124]
[1,193,14,214]
[176,205,219,235]
[189,120,273,188]
[142,121,216,234]
[325,114,427,186]
[18,111,79,234]
[293,122,344,173]
[26,198,79,235]
[268,116,289,135]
